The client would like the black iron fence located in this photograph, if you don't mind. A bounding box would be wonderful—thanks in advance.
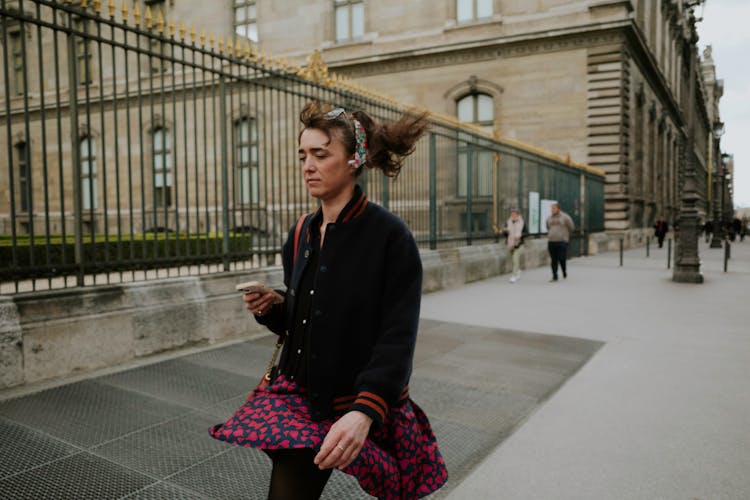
[1,0,604,293]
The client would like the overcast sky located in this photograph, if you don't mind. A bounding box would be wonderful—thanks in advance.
[697,0,749,208]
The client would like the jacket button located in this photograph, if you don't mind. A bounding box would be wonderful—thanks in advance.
[314,309,322,317]
[304,249,310,258]
[320,265,328,273]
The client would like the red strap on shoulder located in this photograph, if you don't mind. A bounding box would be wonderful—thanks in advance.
[292,214,308,264]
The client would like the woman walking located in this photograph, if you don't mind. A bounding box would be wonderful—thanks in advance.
[210,103,448,500]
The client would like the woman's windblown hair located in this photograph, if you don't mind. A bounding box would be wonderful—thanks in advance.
[299,102,430,178]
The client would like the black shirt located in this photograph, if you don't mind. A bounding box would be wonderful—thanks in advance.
[279,227,319,386]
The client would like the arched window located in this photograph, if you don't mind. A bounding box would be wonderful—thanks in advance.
[235,117,259,204]
[152,128,173,208]
[457,93,494,132]
[80,137,98,210]
[457,93,494,198]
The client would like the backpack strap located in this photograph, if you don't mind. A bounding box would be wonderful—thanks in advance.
[292,213,309,264]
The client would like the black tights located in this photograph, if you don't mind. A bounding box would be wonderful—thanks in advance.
[267,449,332,500]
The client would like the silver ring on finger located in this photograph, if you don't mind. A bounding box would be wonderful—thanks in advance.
[336,444,345,452]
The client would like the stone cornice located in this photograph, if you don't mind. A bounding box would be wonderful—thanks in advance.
[326,21,632,78]
[588,0,634,13]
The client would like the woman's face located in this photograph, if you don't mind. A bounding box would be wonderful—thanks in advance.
[299,128,355,202]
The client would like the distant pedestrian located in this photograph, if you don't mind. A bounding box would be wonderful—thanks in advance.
[653,215,669,248]
[741,216,748,242]
[503,208,526,283]
[731,217,742,242]
[546,203,575,282]
[703,220,713,243]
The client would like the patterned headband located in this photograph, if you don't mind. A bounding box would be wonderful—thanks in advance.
[325,107,368,169]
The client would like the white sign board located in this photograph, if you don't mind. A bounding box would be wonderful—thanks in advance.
[528,191,540,234]
[540,199,557,234]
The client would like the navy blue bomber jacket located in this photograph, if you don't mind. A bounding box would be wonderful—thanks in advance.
[256,186,422,428]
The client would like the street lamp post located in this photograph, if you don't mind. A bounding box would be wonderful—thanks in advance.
[709,124,725,248]
[724,170,733,235]
[673,5,704,284]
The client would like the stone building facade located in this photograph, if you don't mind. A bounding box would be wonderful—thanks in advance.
[251,0,720,231]
[1,0,719,237]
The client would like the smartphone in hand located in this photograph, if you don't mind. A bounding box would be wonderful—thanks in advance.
[235,281,285,303]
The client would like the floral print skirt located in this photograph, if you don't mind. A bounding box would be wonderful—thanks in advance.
[209,375,448,499]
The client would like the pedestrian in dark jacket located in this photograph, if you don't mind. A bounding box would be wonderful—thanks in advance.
[654,215,669,248]
[210,103,447,500]
[546,203,575,281]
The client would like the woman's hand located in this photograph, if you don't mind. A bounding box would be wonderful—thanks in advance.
[242,291,276,316]
[314,411,373,470]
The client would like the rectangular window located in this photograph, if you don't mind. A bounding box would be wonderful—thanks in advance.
[476,0,492,19]
[16,143,30,212]
[153,128,173,208]
[80,138,98,210]
[235,118,259,204]
[457,149,493,198]
[147,0,168,73]
[72,17,92,85]
[457,0,493,23]
[234,0,258,42]
[9,30,24,95]
[335,0,364,42]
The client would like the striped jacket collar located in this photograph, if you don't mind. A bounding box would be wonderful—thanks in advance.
[309,184,369,228]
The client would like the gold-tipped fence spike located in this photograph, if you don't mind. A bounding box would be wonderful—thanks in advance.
[244,41,252,59]
[218,38,224,54]
[120,0,127,22]
[156,10,164,33]
[93,0,101,14]
[199,28,206,46]
[209,32,216,49]
[108,0,115,17]
[179,21,185,40]
[133,2,140,25]
[145,6,153,29]
[81,0,88,9]
[169,19,175,37]
[189,25,196,43]
[226,39,233,56]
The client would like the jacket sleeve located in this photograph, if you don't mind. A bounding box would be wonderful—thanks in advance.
[254,225,295,336]
[349,228,422,427]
